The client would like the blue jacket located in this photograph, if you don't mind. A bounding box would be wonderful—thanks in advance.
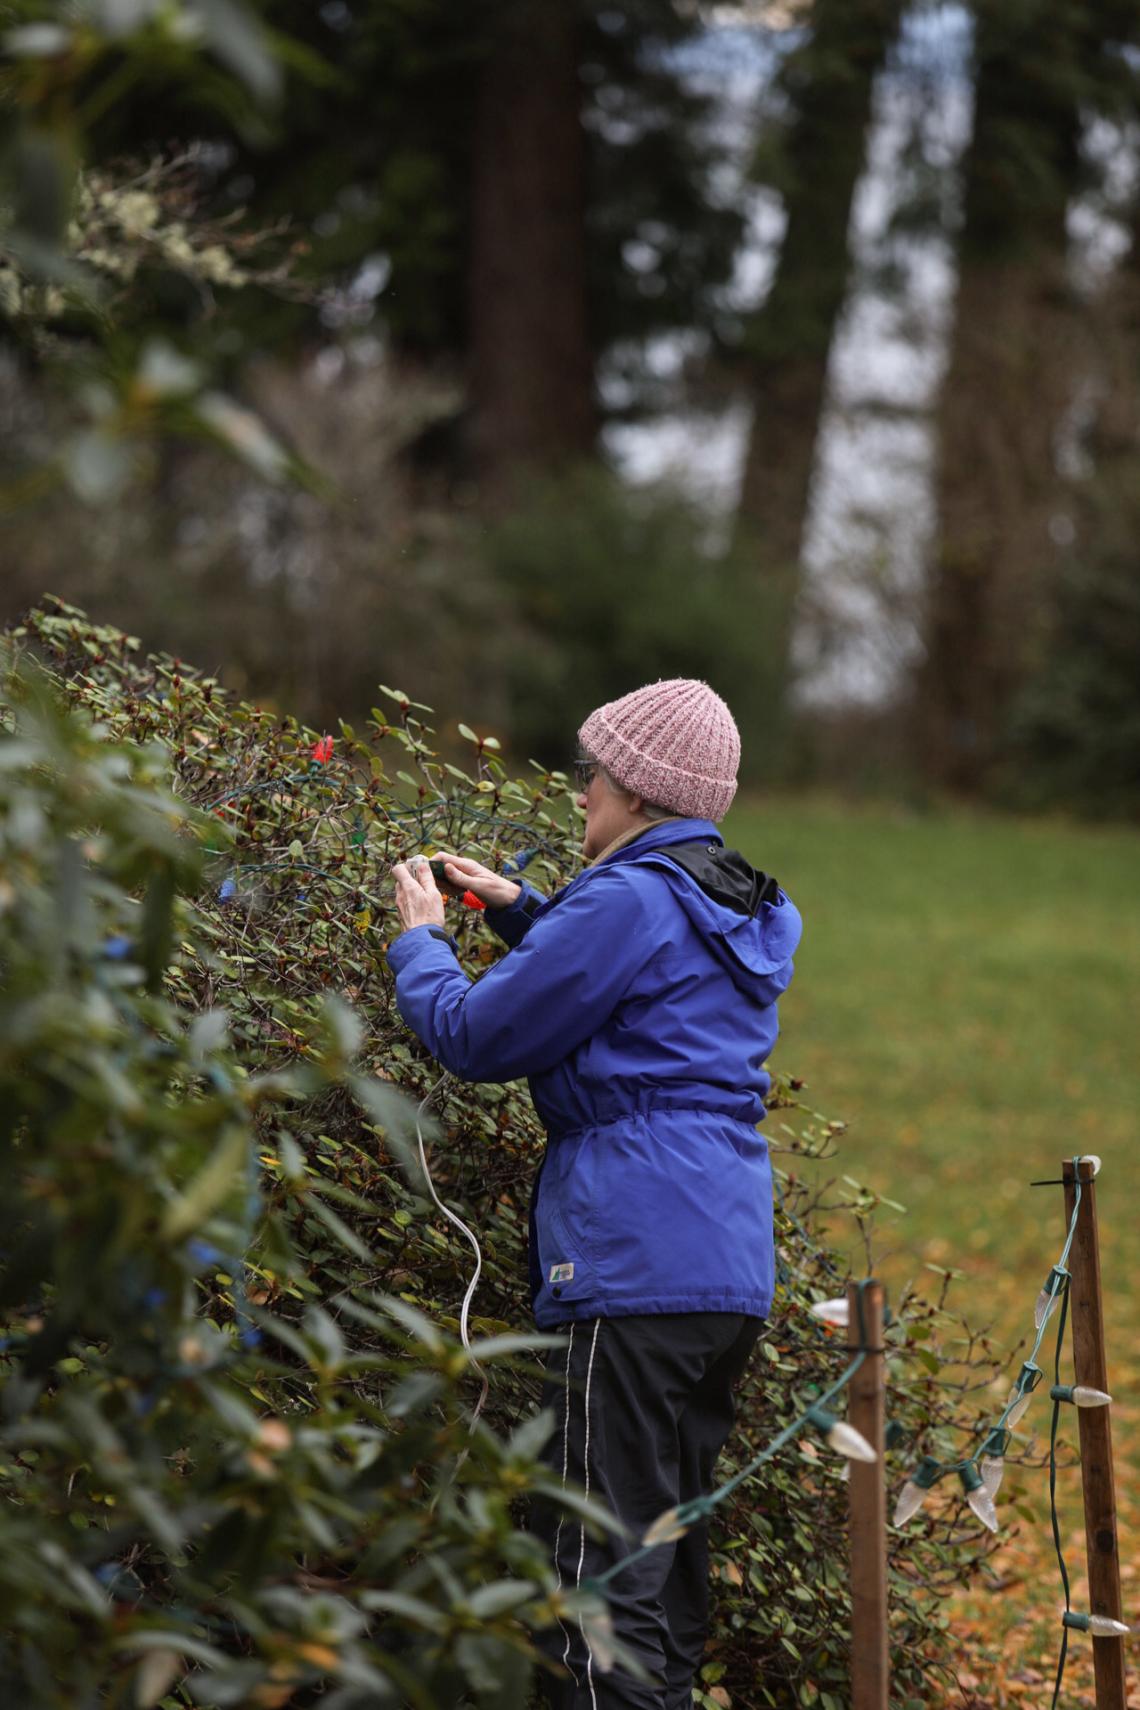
[386,818,801,1329]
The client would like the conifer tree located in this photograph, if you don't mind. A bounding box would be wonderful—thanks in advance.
[919,0,1138,788]
[734,0,905,591]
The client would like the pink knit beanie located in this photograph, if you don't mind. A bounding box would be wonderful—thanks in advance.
[578,679,740,821]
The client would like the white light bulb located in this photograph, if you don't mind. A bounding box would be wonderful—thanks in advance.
[1088,1615,1130,1637]
[809,1298,849,1328]
[579,1603,617,1672]
[1006,1390,1033,1428]
[826,1421,877,1463]
[1072,1387,1112,1408]
[1065,1610,1132,1638]
[893,1479,930,1526]
[1035,1266,1069,1329]
[892,1456,942,1525]
[959,1463,1000,1533]
[641,1506,689,1547]
[981,1455,1005,1498]
[966,1483,1000,1533]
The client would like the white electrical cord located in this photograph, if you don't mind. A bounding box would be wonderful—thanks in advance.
[415,1071,490,1431]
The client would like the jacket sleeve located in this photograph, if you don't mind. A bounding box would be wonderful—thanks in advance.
[483,879,547,948]
[385,869,655,1082]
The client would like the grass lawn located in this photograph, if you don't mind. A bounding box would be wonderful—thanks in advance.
[722,794,1140,1707]
[724,793,1139,1339]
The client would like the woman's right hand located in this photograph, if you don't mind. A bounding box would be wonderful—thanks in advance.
[433,852,522,911]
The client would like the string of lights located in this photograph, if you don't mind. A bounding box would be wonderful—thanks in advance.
[582,1281,882,1597]
[202,743,570,871]
[884,1155,1128,1704]
[201,743,558,929]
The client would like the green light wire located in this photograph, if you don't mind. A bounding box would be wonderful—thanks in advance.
[912,1159,1084,1483]
[1048,1275,1073,1710]
[201,770,568,860]
[886,1160,1094,1709]
[961,1163,1082,1468]
[218,859,393,917]
[202,766,339,812]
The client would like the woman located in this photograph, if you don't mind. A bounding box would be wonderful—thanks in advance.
[388,678,802,1710]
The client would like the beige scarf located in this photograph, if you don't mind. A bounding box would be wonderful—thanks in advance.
[587,816,691,869]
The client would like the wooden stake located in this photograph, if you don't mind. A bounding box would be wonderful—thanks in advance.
[847,1279,889,1710]
[1062,1157,1128,1710]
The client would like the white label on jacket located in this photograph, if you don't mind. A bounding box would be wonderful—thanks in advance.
[549,1263,575,1283]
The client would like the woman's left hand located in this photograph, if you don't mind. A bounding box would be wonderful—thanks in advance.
[391,858,447,934]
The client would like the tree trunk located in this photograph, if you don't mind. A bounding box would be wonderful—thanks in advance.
[1091,178,1140,466]
[735,0,904,577]
[468,0,594,497]
[921,264,1078,787]
[918,0,1107,788]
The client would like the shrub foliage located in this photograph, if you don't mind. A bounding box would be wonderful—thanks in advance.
[1,598,1006,1709]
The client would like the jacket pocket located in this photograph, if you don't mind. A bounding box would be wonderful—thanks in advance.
[537,1133,596,1301]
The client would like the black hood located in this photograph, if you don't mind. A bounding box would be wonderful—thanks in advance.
[597,821,801,1003]
[659,839,781,918]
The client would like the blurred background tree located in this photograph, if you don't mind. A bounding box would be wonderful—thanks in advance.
[916,0,1140,791]
[2,0,1138,810]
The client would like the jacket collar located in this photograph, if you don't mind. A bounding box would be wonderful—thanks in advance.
[589,816,722,869]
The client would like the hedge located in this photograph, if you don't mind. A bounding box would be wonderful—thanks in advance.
[0,597,1006,1709]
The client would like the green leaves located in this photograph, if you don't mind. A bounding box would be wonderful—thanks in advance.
[0,602,992,1710]
[162,1124,249,1240]
[318,993,364,1064]
[505,1407,556,1464]
[194,0,283,106]
[189,1008,231,1062]
[0,3,310,510]
[62,430,136,503]
[195,391,293,483]
[0,632,570,1694]
[131,1648,184,1709]
[136,340,202,400]
[378,1295,445,1353]
[4,124,79,254]
[139,859,177,991]
[302,1303,347,1373]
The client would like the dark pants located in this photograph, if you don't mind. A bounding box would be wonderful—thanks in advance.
[530,1312,762,1710]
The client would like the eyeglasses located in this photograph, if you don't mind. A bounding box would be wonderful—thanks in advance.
[573,758,599,792]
